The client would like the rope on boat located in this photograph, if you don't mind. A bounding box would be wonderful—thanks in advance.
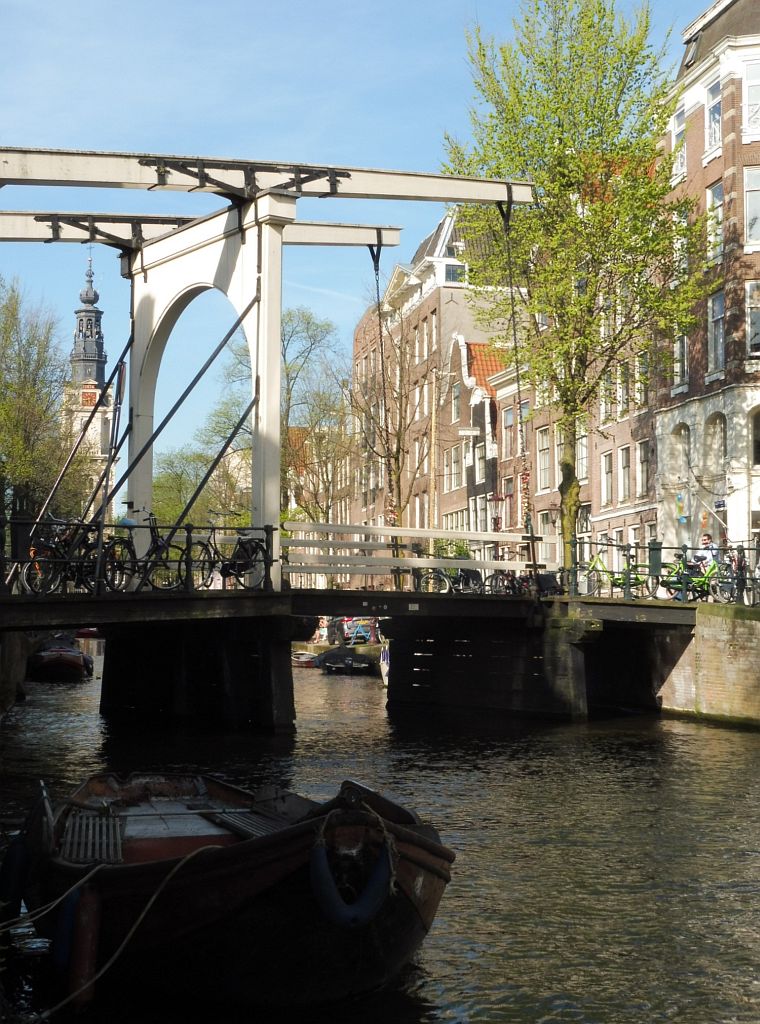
[34,843,222,1021]
[0,862,106,934]
[309,801,399,928]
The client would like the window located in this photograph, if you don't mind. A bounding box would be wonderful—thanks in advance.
[430,310,437,351]
[635,352,650,407]
[451,444,462,488]
[475,443,486,484]
[503,477,515,528]
[576,432,588,480]
[672,107,686,177]
[619,447,631,503]
[503,407,514,459]
[637,441,650,496]
[707,181,724,259]
[746,167,760,245]
[706,80,721,150]
[747,282,760,355]
[673,335,689,385]
[451,382,461,422]
[443,448,451,492]
[576,504,592,562]
[537,428,551,490]
[601,452,613,506]
[477,494,488,532]
[445,263,465,283]
[753,411,760,465]
[747,63,760,133]
[707,291,725,373]
[422,319,429,360]
[414,326,420,363]
[618,362,631,415]
[600,370,615,422]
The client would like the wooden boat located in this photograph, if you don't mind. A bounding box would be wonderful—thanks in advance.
[291,650,318,668]
[26,639,93,683]
[1,774,454,1012]
[315,644,376,675]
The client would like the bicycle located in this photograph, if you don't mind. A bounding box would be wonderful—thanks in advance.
[483,568,531,596]
[102,510,185,591]
[579,551,657,598]
[21,517,102,595]
[415,564,484,595]
[657,553,735,603]
[187,516,268,591]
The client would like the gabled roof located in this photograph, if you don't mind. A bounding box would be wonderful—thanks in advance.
[466,343,502,398]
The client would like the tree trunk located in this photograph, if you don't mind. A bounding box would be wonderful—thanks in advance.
[558,420,581,572]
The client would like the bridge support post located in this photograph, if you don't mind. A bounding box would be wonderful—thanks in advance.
[100,617,296,731]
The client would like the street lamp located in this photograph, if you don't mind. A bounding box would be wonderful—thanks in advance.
[488,493,503,562]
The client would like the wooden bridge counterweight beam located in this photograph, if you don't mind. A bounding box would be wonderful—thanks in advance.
[0,147,533,206]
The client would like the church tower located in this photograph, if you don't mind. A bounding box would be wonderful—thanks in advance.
[65,257,116,519]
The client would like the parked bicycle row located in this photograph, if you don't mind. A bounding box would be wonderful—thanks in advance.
[4,510,272,595]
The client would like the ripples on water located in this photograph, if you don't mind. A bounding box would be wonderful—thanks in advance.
[3,658,760,1023]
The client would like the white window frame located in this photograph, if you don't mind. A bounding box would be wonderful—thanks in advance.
[747,281,760,356]
[618,446,631,504]
[576,433,588,481]
[475,442,486,484]
[536,427,551,491]
[672,106,686,178]
[707,180,724,260]
[745,62,760,140]
[705,80,722,154]
[451,381,461,423]
[636,440,650,497]
[745,167,760,249]
[601,451,613,507]
[707,290,725,375]
[673,334,689,388]
[503,407,514,459]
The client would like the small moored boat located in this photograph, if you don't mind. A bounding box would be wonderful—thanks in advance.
[315,644,375,675]
[0,774,454,1012]
[26,636,93,683]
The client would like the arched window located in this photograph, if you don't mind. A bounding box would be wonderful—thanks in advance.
[705,413,727,475]
[672,423,690,480]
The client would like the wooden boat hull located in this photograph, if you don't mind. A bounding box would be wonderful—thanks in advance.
[7,775,454,1010]
[26,646,91,682]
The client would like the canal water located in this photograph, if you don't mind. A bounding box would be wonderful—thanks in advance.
[3,658,760,1023]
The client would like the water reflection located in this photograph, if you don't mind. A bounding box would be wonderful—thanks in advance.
[3,665,760,1022]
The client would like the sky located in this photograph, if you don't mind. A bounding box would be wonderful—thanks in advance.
[1,0,702,470]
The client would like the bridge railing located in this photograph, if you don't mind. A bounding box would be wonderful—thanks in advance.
[281,521,558,590]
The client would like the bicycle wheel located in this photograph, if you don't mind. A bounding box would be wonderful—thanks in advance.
[70,548,99,593]
[711,562,736,603]
[237,543,266,591]
[22,554,63,595]
[103,538,136,591]
[484,572,511,595]
[585,569,603,597]
[417,570,452,594]
[178,541,215,590]
[146,544,183,591]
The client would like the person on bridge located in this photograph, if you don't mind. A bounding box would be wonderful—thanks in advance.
[692,533,719,569]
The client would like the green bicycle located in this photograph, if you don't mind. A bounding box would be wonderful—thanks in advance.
[580,551,657,598]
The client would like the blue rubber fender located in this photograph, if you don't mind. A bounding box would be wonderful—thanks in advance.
[309,839,392,929]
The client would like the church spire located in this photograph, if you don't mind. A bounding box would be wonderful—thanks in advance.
[70,255,107,386]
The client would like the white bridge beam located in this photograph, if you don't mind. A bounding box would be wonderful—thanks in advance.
[0,147,533,206]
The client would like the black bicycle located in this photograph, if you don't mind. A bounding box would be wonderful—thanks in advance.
[102,510,185,591]
[415,564,484,595]
[187,519,268,591]
[21,517,102,595]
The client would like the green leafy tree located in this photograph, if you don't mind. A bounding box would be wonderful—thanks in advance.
[0,276,89,520]
[445,0,712,564]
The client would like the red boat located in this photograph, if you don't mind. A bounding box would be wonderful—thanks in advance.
[1,774,454,1012]
[25,639,93,682]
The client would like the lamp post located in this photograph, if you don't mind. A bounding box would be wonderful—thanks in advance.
[488,493,503,561]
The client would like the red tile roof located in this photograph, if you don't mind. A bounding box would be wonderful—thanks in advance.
[466,343,502,397]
